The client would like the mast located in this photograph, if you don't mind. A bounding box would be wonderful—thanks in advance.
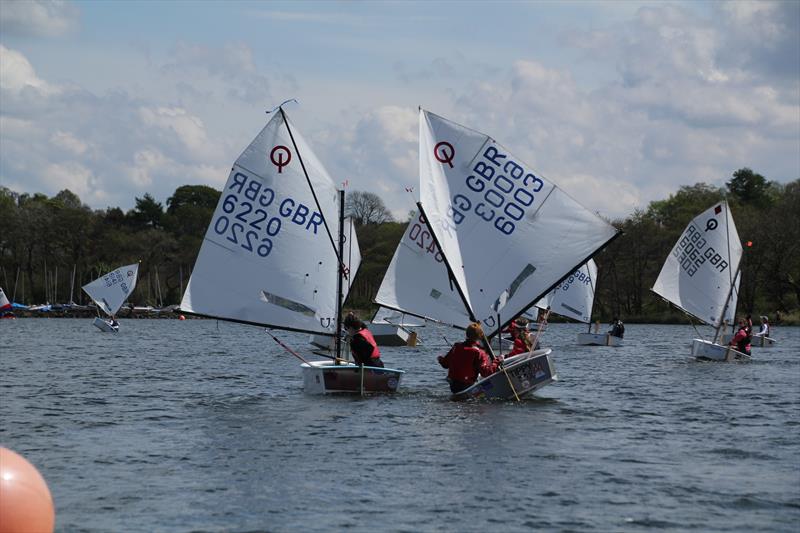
[586,267,597,333]
[415,201,476,322]
[335,190,345,363]
[713,264,742,344]
[279,107,342,270]
[712,202,741,344]
[70,264,76,304]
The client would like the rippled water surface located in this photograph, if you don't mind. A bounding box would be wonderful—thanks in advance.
[2,319,799,532]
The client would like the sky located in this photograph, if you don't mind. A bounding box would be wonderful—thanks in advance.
[1,0,798,221]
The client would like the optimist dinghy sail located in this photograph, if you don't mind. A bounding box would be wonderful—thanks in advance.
[180,107,403,393]
[536,259,597,323]
[82,264,139,331]
[416,109,619,335]
[378,109,619,399]
[652,201,746,361]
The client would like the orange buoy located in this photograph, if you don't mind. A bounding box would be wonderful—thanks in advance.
[179,315,186,321]
[0,447,55,533]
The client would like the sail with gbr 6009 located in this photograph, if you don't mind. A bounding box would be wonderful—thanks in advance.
[652,201,746,361]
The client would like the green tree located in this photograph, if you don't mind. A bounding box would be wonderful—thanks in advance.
[726,168,770,207]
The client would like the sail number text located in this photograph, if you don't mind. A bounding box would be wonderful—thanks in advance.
[407,214,444,263]
[673,224,729,276]
[211,172,325,258]
[445,145,546,236]
[102,270,130,294]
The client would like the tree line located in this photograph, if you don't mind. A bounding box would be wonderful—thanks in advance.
[1,169,798,322]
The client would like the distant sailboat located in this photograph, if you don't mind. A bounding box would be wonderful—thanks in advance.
[378,108,620,399]
[179,106,404,394]
[82,264,139,332]
[0,287,15,319]
[652,201,748,361]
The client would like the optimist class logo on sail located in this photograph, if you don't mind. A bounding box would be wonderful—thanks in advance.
[436,142,548,237]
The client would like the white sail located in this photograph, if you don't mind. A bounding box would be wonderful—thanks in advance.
[652,202,742,327]
[180,110,344,335]
[417,109,619,336]
[82,263,139,316]
[375,212,475,327]
[535,260,597,323]
[0,287,11,310]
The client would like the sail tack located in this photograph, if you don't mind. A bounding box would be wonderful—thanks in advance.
[82,263,139,316]
[412,109,619,335]
[180,110,345,335]
[652,202,742,327]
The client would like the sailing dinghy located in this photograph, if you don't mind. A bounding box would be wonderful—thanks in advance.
[652,202,748,361]
[377,109,620,399]
[81,264,139,332]
[0,287,15,319]
[179,106,404,394]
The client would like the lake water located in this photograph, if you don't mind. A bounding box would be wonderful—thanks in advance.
[1,319,798,532]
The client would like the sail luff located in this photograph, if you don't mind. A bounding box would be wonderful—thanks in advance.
[334,190,345,361]
[279,107,340,266]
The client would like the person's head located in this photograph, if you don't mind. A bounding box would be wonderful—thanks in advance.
[612,317,619,323]
[343,312,364,332]
[761,315,768,323]
[738,317,746,327]
[465,322,484,343]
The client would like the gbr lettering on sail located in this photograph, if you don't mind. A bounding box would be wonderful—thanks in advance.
[436,142,547,237]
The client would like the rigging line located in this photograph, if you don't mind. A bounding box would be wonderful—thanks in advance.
[264,329,310,365]
[278,107,344,271]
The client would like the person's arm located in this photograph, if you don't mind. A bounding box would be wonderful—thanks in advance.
[438,345,455,368]
[477,350,499,377]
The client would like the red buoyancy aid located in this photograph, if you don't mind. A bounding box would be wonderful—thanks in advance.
[354,328,381,360]
[439,342,497,385]
[508,337,529,356]
[731,327,751,354]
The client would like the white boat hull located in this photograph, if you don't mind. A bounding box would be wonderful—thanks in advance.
[93,317,118,333]
[576,332,623,346]
[369,322,418,346]
[451,349,557,401]
[720,333,776,348]
[301,360,404,394]
[691,339,750,361]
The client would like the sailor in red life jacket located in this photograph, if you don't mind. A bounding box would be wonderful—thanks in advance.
[728,317,752,356]
[507,320,532,357]
[343,312,384,368]
[437,322,501,393]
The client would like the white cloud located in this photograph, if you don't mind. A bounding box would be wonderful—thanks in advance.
[0,0,80,37]
[0,45,232,210]
[42,161,94,198]
[0,45,57,95]
[50,131,89,156]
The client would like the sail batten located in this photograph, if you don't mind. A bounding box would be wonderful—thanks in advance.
[652,202,742,328]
